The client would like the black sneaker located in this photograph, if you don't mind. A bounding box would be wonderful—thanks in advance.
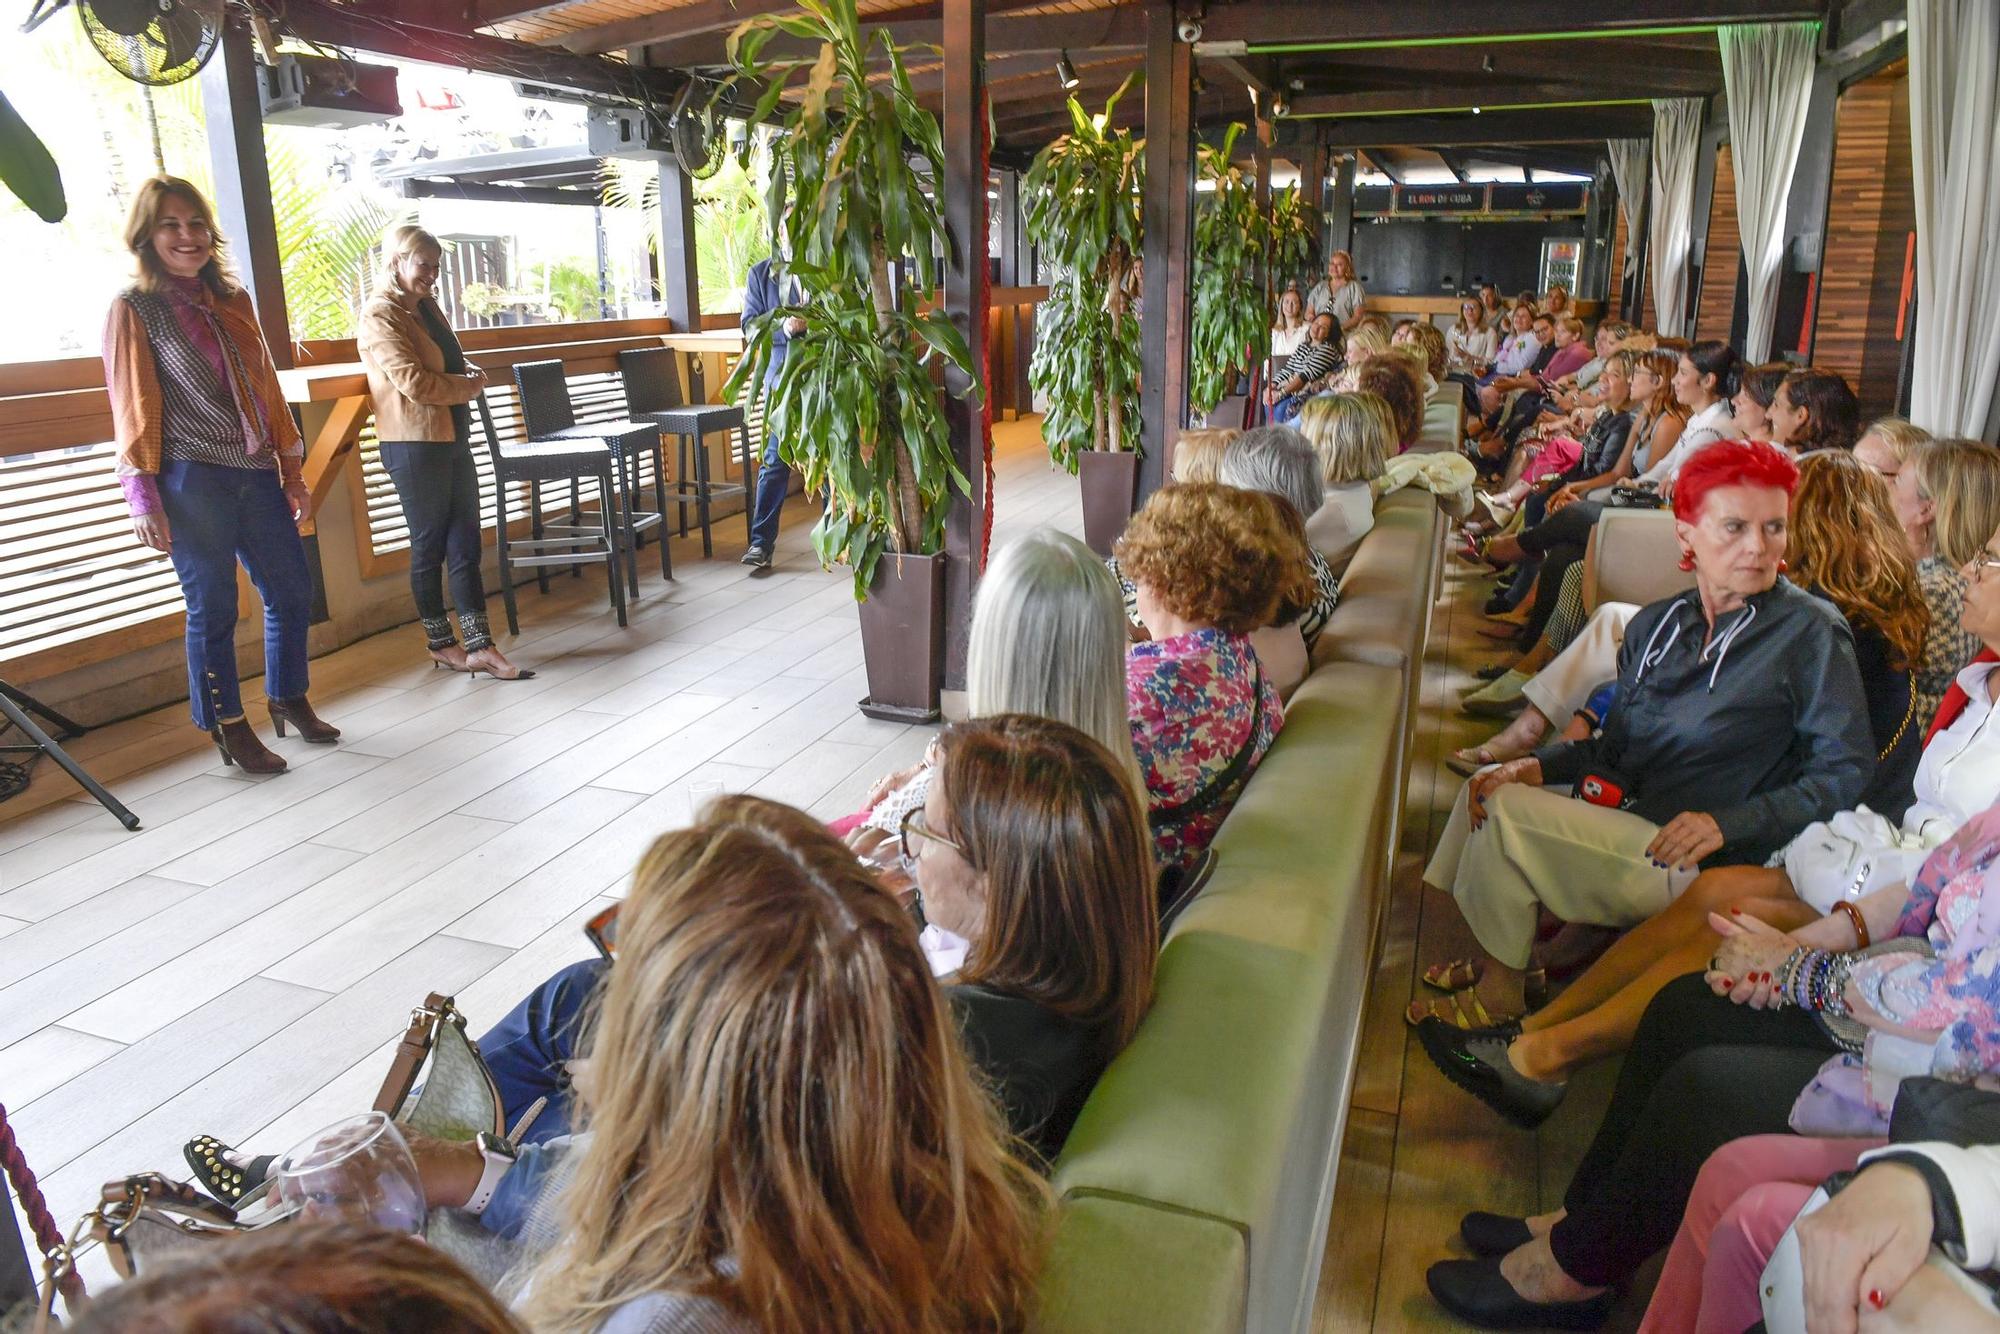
[740,545,772,570]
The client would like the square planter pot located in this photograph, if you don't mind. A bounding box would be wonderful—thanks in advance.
[857,551,946,723]
[1078,450,1141,558]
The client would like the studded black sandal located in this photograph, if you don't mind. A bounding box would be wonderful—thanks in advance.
[183,1134,275,1205]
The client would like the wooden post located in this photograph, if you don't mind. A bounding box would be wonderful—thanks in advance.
[1139,0,1194,502]
[941,0,987,692]
[1326,152,1357,268]
[1253,94,1274,377]
[201,18,291,368]
[1304,129,1330,265]
[996,169,1032,418]
[657,156,701,332]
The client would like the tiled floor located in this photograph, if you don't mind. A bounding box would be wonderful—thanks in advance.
[0,417,1079,1286]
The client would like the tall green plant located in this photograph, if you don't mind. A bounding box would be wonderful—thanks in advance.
[1268,183,1321,293]
[1189,123,1265,419]
[266,131,400,342]
[1022,78,1144,469]
[721,0,975,598]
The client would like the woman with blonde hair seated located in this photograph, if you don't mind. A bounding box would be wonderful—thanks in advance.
[1171,426,1240,484]
[1296,392,1393,573]
[1117,483,1311,870]
[417,797,1052,1333]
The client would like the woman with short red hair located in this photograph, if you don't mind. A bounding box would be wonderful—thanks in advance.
[1415,442,1876,1036]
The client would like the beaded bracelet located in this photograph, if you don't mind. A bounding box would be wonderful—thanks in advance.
[1771,947,1808,1011]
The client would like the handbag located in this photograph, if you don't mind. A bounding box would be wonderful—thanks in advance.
[1788,938,1935,1137]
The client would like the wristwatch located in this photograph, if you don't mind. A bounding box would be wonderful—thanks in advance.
[463,1131,518,1216]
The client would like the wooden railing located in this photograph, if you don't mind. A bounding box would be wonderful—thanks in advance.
[2,292,1045,690]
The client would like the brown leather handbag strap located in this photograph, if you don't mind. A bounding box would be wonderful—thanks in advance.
[373,994,456,1117]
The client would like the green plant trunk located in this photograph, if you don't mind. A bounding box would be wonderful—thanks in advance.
[869,242,921,554]
[1103,247,1128,454]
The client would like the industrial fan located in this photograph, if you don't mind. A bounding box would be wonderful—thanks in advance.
[22,0,224,86]
[668,80,725,181]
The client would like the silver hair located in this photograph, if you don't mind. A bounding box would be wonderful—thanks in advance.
[967,529,1144,793]
[1219,424,1325,520]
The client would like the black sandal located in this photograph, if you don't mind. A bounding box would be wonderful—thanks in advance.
[184,1134,275,1205]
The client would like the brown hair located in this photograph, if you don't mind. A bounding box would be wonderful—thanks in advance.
[1779,367,1862,452]
[1401,321,1448,380]
[69,1221,524,1333]
[935,714,1158,1045]
[1353,354,1423,448]
[526,797,1049,1333]
[123,175,238,298]
[1634,348,1685,423]
[1789,450,1929,670]
[1113,482,1315,635]
[1910,438,2000,568]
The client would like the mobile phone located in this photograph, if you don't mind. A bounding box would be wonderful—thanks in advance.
[584,904,621,960]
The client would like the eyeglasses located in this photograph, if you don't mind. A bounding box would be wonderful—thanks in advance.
[1972,551,2000,581]
[898,808,968,867]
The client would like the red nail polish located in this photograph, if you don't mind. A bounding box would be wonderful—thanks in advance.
[1719,977,1733,987]
[1730,908,1743,915]
[1868,1289,1884,1310]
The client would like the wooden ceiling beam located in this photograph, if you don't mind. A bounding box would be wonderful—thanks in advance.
[1285,81,1644,118]
[1359,148,1403,184]
[563,0,1140,62]
[1192,0,1820,48]
[1271,46,1720,95]
[1303,103,1654,147]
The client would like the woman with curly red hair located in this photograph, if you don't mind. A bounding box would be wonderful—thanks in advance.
[1414,442,1875,1037]
[1114,483,1314,871]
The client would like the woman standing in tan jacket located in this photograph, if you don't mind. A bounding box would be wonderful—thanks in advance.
[357,225,529,679]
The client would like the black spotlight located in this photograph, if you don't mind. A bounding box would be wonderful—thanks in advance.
[1057,49,1081,93]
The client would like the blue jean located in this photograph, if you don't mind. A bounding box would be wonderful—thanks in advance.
[747,430,790,552]
[380,440,484,632]
[1272,394,1307,426]
[477,958,606,1145]
[156,459,313,730]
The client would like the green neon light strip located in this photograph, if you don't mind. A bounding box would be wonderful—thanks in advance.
[1286,96,1653,121]
[1246,23,1719,55]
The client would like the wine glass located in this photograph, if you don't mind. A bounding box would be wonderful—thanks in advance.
[273,1111,426,1234]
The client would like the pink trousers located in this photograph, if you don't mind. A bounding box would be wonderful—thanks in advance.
[1518,436,1583,486]
[1638,1134,1886,1334]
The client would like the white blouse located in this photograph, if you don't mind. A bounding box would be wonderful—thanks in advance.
[1447,322,1498,372]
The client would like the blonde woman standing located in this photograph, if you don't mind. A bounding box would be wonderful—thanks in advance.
[103,176,337,775]
[357,225,529,680]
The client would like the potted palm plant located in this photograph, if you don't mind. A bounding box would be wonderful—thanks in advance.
[1023,78,1144,556]
[1268,181,1321,294]
[724,0,977,722]
[1189,123,1265,424]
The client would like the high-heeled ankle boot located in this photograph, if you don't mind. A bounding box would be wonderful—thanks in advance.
[210,718,287,774]
[267,696,341,744]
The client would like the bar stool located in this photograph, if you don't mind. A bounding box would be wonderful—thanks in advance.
[476,395,626,634]
[617,346,752,558]
[512,359,670,599]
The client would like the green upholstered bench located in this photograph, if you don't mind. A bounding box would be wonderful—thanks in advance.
[1038,659,1407,1334]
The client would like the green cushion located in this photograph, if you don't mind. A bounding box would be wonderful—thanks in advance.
[1041,662,1405,1332]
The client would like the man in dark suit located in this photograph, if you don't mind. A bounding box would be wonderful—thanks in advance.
[740,256,804,571]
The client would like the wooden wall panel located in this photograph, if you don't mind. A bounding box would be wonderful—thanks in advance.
[1611,203,1658,332]
[1815,59,1914,419]
[1696,143,1740,344]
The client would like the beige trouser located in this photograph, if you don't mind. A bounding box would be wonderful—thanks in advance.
[1423,779,1698,968]
[1520,602,1639,723]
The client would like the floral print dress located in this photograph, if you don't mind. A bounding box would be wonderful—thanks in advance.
[1127,627,1285,870]
[1859,801,2000,1080]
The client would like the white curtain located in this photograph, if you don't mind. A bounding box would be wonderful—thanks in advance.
[1606,138,1650,284]
[1647,98,1704,337]
[1719,22,1818,361]
[1908,0,2000,439]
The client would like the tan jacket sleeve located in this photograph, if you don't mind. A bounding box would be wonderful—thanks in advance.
[358,302,481,408]
[102,298,162,477]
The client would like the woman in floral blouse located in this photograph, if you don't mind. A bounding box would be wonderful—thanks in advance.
[1113,483,1314,871]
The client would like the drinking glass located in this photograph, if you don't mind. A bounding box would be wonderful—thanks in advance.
[687,778,727,822]
[273,1111,426,1233]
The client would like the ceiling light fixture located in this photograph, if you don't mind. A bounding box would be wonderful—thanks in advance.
[1056,49,1080,93]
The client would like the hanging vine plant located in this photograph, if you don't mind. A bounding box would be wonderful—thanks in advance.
[1268,182,1321,294]
[1022,76,1145,471]
[721,0,976,598]
[1189,123,1266,419]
